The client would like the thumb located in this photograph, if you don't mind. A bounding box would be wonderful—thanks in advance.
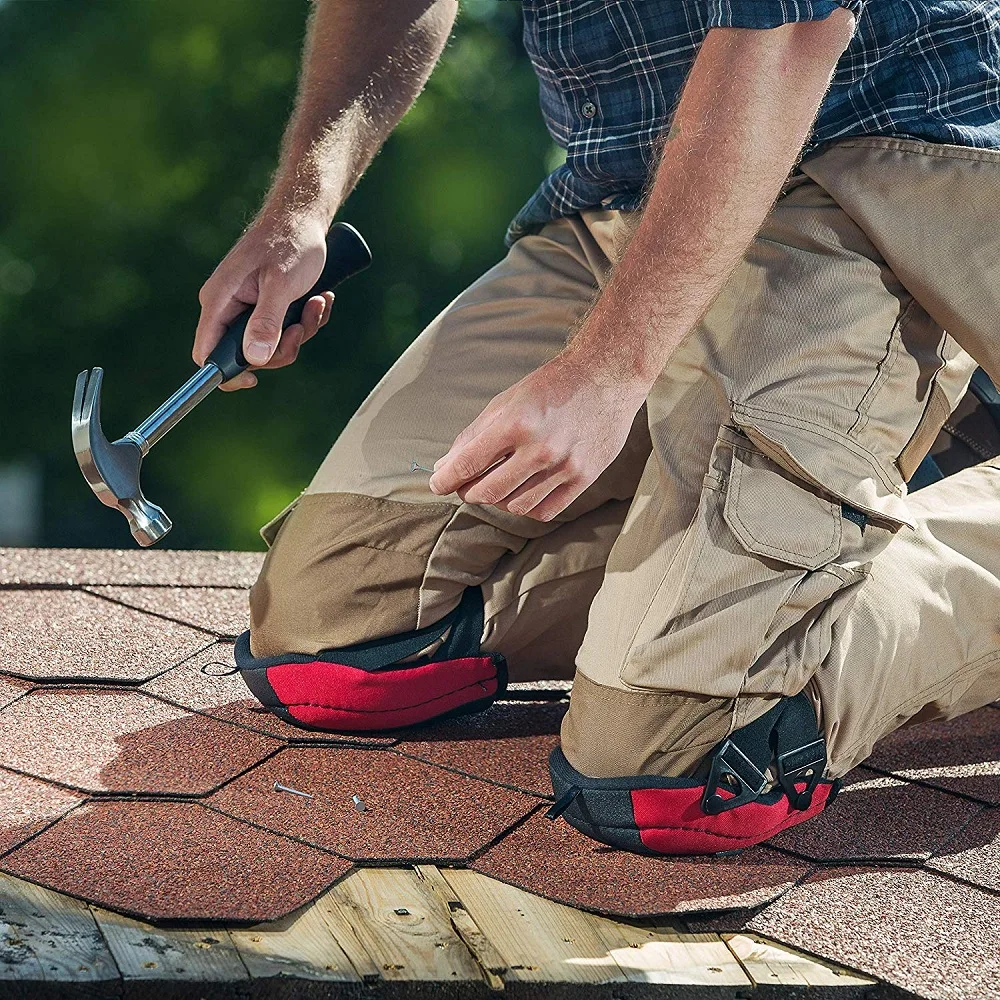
[242,274,293,367]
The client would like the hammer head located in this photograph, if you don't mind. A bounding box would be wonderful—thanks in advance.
[72,368,172,547]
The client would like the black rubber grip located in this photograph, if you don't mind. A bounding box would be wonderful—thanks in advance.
[206,222,372,382]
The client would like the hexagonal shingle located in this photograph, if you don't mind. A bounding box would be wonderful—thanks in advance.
[864,708,1000,803]
[927,807,1000,893]
[0,799,349,923]
[84,585,249,637]
[0,769,84,855]
[0,590,211,683]
[471,809,811,916]
[748,867,1000,1000]
[0,688,281,794]
[767,767,982,862]
[207,746,539,862]
[142,645,396,746]
[0,547,262,587]
[395,701,566,795]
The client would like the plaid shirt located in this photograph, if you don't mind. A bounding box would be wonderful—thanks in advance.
[509,0,1000,243]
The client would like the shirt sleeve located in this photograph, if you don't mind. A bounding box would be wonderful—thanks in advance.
[707,1,865,30]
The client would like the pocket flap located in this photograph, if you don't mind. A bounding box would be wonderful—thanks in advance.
[723,442,842,570]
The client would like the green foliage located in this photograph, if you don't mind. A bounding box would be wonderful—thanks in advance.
[0,0,552,549]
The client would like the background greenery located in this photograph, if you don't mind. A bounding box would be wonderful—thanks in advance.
[0,0,555,550]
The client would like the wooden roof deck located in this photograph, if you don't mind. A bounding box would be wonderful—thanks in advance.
[0,865,876,997]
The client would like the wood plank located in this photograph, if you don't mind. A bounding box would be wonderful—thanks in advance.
[724,932,876,989]
[593,918,750,988]
[329,867,484,984]
[229,899,360,983]
[415,865,506,990]
[310,886,382,983]
[91,906,247,982]
[0,874,119,987]
[444,868,628,985]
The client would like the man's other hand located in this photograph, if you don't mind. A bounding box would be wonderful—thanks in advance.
[429,349,648,521]
[193,216,334,390]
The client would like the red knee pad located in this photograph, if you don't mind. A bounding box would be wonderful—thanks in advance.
[548,694,839,855]
[235,587,506,733]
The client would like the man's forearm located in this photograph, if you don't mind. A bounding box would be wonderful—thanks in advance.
[569,10,856,387]
[261,0,458,226]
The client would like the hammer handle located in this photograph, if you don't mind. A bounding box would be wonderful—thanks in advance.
[207,222,372,382]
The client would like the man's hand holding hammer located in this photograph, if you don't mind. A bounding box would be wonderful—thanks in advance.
[193,0,459,390]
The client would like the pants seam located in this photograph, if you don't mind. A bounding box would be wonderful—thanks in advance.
[417,504,467,630]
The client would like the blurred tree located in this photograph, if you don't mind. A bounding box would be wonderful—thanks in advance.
[0,0,554,550]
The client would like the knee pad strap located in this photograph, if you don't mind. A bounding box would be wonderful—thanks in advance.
[235,587,507,732]
[549,693,839,855]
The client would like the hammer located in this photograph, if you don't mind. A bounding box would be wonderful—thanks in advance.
[72,222,372,546]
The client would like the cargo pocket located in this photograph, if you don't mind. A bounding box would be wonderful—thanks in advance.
[620,427,865,700]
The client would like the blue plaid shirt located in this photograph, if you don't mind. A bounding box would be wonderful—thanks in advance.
[509,0,1000,243]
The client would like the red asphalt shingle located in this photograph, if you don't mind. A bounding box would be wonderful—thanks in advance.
[747,867,1000,1000]
[767,767,983,862]
[863,707,1000,804]
[207,746,540,862]
[1,799,349,923]
[394,701,566,795]
[927,806,1000,893]
[84,585,250,637]
[0,687,281,794]
[0,769,83,855]
[0,589,211,682]
[471,808,812,916]
[0,673,30,711]
[142,645,397,746]
[0,547,262,587]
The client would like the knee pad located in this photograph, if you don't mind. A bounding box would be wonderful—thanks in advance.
[234,587,507,732]
[548,693,839,855]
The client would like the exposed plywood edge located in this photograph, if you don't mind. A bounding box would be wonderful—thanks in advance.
[90,907,248,982]
[0,874,118,984]
[311,883,383,982]
[594,921,749,987]
[443,868,631,985]
[725,933,877,989]
[415,864,507,990]
[329,867,486,984]
[229,898,360,983]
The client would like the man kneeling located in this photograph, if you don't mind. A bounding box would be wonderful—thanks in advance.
[194,1,1000,856]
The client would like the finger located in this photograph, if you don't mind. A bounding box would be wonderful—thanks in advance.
[318,291,335,328]
[525,480,586,522]
[434,407,504,473]
[298,295,327,344]
[429,422,512,496]
[494,470,562,518]
[261,324,306,370]
[242,274,296,367]
[219,371,259,392]
[457,452,539,506]
[194,282,253,366]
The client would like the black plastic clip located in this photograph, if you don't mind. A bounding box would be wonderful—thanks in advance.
[701,741,768,815]
[545,786,580,821]
[776,738,826,810]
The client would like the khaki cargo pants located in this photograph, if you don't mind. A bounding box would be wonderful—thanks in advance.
[250,138,1000,782]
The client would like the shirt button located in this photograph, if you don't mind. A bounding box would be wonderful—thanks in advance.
[581,100,598,119]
